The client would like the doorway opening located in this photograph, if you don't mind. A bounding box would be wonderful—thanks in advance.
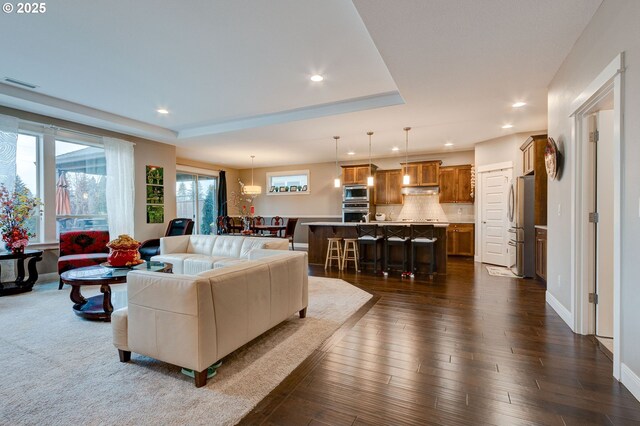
[570,53,623,379]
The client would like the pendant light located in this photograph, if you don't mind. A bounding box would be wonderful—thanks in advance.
[243,155,262,195]
[333,136,341,188]
[366,131,374,187]
[403,127,411,185]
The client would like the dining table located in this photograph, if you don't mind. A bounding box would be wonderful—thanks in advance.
[251,224,286,237]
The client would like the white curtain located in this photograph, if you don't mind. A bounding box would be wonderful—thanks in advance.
[0,114,19,191]
[104,137,135,237]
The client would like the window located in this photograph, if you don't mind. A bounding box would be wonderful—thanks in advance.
[15,133,40,239]
[266,170,310,194]
[176,172,217,234]
[55,140,108,235]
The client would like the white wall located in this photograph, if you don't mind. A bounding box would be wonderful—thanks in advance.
[133,139,177,242]
[547,0,640,385]
[474,131,546,174]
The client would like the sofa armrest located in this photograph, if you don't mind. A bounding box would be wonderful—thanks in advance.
[159,235,190,255]
[125,270,218,371]
[140,238,160,249]
[112,307,130,351]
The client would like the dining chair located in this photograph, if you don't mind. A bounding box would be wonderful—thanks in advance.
[283,218,298,250]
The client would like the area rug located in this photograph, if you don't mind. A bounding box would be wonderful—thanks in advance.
[486,265,518,278]
[0,277,372,425]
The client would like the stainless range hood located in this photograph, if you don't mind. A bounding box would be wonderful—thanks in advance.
[401,186,439,195]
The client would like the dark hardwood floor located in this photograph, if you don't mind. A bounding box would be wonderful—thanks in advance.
[241,258,640,425]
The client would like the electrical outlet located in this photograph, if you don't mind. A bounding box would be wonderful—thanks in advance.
[557,204,561,216]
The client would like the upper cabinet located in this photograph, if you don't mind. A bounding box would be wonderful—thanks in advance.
[401,160,441,186]
[342,164,378,185]
[374,169,403,205]
[439,164,474,203]
[520,134,548,225]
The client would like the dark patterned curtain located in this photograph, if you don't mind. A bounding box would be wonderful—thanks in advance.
[217,170,228,217]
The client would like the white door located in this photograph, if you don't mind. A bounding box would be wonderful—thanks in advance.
[595,110,614,338]
[480,169,511,266]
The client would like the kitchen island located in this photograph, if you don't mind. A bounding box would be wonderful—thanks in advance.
[303,221,449,274]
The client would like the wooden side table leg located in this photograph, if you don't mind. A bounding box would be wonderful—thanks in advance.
[15,257,26,283]
[24,255,42,285]
[70,285,86,305]
[101,284,113,315]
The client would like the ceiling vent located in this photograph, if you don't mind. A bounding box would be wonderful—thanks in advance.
[4,77,38,89]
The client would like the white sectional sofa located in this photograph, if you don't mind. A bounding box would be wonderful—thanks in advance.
[112,235,308,387]
[151,234,290,274]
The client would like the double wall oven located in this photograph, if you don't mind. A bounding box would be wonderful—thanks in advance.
[342,185,374,223]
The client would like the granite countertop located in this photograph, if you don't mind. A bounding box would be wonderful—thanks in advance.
[446,218,475,224]
[303,221,450,228]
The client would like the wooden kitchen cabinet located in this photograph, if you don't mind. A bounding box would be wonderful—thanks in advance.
[342,164,377,185]
[374,169,402,205]
[439,165,474,203]
[520,134,548,226]
[447,223,474,256]
[535,227,547,281]
[401,160,441,186]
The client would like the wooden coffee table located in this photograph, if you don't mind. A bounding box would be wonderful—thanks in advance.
[60,261,172,321]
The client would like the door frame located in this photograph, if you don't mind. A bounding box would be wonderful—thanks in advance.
[570,53,624,379]
[476,161,513,264]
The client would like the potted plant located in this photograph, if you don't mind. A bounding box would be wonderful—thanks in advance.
[0,184,42,254]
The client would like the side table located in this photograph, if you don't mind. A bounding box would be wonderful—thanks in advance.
[0,249,44,296]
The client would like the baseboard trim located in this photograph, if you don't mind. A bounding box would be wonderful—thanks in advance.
[621,363,640,402]
[546,290,574,331]
[37,272,59,284]
[292,243,308,251]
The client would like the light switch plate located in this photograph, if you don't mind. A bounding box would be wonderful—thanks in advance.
[557,204,561,216]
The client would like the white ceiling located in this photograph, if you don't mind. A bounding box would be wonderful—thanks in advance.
[0,0,601,169]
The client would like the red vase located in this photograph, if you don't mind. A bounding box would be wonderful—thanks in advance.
[107,248,141,267]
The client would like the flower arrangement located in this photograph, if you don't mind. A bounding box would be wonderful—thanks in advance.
[0,184,42,253]
[230,179,258,233]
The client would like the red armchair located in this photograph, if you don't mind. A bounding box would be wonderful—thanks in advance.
[58,231,110,289]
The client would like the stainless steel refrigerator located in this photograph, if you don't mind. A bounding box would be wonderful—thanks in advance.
[508,176,535,277]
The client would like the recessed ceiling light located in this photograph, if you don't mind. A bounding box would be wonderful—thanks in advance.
[310,74,324,82]
[444,142,454,147]
[512,102,527,108]
[157,108,169,114]
[392,146,399,151]
[502,124,513,129]
[347,151,355,156]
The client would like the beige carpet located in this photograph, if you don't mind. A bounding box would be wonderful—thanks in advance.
[0,277,372,425]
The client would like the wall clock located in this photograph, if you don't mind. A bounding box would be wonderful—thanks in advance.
[545,137,561,180]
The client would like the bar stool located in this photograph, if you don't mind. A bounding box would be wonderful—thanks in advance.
[341,238,359,271]
[356,225,382,274]
[410,224,437,278]
[325,237,343,270]
[383,226,411,276]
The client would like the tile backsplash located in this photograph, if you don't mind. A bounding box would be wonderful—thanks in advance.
[398,194,448,221]
[375,198,474,223]
[440,203,475,223]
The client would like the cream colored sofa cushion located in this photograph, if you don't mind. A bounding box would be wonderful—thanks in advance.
[153,234,289,274]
